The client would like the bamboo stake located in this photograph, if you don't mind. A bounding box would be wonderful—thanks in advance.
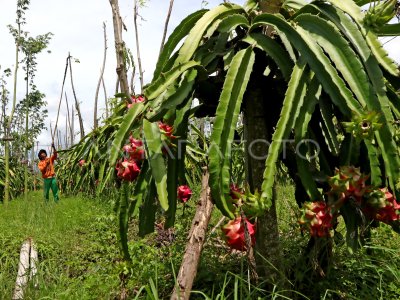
[133,0,144,92]
[94,22,108,129]
[67,54,85,139]
[159,0,175,58]
[71,105,74,145]
[64,92,72,147]
[13,238,38,300]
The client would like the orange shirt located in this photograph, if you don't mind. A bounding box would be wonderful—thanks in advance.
[38,152,57,178]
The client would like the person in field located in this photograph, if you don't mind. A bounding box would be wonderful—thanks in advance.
[38,143,59,203]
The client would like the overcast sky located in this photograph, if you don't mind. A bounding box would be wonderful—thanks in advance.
[0,0,223,148]
[0,0,399,149]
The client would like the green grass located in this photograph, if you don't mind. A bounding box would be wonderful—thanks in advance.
[1,185,400,299]
[0,191,121,299]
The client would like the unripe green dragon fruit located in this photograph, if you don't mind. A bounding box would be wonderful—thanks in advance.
[342,111,382,141]
[364,0,397,30]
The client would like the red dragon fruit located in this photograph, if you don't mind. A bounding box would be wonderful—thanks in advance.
[116,159,141,182]
[298,201,333,237]
[123,137,145,161]
[327,166,370,208]
[127,95,145,109]
[222,217,256,251]
[177,185,192,203]
[159,122,175,139]
[230,183,243,202]
[371,188,400,223]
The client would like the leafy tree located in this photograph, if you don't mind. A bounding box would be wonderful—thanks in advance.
[19,32,52,200]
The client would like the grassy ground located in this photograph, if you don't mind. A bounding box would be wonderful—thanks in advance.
[0,191,121,299]
[0,186,400,299]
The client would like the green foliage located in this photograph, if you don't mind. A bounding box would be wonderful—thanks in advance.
[56,1,400,286]
[0,185,399,299]
[0,156,35,202]
[0,192,121,299]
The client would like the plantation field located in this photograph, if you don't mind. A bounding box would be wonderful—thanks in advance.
[1,186,400,299]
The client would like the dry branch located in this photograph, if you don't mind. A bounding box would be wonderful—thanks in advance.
[109,0,130,96]
[67,54,85,139]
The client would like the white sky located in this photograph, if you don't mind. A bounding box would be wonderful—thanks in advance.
[0,0,399,149]
[0,0,224,148]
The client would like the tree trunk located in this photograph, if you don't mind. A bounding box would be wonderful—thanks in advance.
[24,64,29,201]
[13,238,38,300]
[242,0,285,285]
[170,169,213,300]
[243,83,283,284]
[109,0,130,96]
[4,21,21,205]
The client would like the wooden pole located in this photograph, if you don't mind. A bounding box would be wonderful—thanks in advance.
[171,169,213,300]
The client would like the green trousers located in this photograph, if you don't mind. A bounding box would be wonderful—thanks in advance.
[43,177,59,203]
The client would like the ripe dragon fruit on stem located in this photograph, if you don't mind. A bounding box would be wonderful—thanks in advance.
[365,188,400,223]
[177,185,192,203]
[159,122,175,139]
[222,216,256,251]
[126,94,145,109]
[123,135,145,161]
[115,159,140,182]
[298,201,333,237]
[327,166,370,209]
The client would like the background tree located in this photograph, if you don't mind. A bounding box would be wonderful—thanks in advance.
[20,32,52,200]
[3,0,29,205]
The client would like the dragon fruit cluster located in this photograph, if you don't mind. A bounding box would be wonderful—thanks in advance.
[299,166,400,238]
[116,135,145,182]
